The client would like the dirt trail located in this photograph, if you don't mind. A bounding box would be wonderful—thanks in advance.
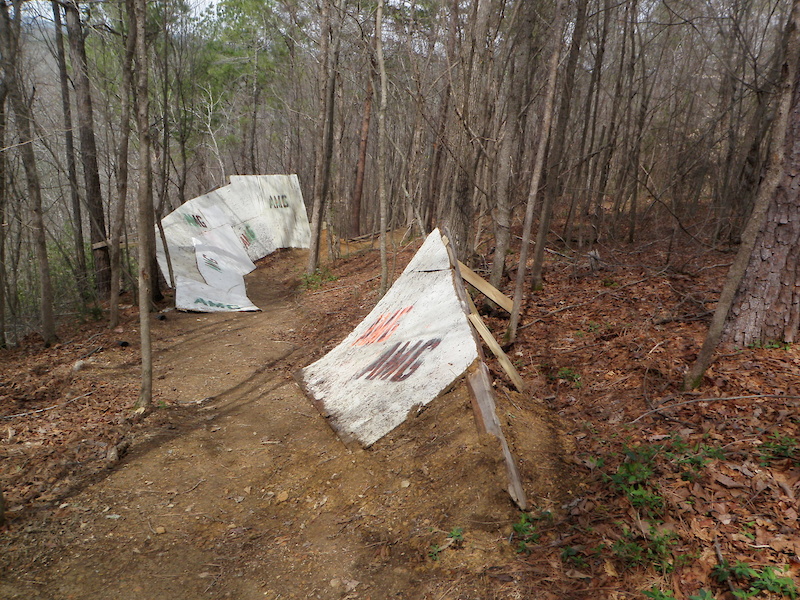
[1,248,573,600]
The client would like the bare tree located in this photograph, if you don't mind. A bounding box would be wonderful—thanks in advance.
[0,0,56,345]
[52,1,89,301]
[350,70,373,238]
[506,0,565,344]
[132,0,152,409]
[109,0,136,329]
[684,0,800,389]
[529,0,588,290]
[64,1,111,298]
[307,0,344,275]
[376,0,389,295]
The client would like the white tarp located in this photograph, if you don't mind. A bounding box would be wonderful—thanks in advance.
[299,229,479,447]
[156,174,310,312]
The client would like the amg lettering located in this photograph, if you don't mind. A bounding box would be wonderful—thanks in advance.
[353,306,413,346]
[268,194,289,209]
[194,298,242,310]
[357,338,441,382]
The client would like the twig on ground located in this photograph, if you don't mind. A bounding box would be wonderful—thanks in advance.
[179,479,206,495]
[630,394,800,423]
[1,392,93,420]
[714,537,738,596]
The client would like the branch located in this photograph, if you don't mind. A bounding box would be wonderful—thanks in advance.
[630,394,800,424]
[1,392,93,420]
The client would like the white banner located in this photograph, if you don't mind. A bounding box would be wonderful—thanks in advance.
[299,229,479,447]
[156,175,310,312]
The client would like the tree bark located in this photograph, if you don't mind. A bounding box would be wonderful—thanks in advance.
[109,0,136,329]
[529,0,587,290]
[351,75,373,238]
[684,1,800,389]
[506,0,564,344]
[0,83,6,348]
[52,1,89,301]
[307,0,343,275]
[0,0,56,345]
[132,0,152,409]
[64,1,111,298]
[376,0,389,296]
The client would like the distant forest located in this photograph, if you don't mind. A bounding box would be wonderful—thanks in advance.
[0,0,791,345]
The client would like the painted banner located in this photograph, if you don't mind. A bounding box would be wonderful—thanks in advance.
[298,229,479,447]
[156,175,310,312]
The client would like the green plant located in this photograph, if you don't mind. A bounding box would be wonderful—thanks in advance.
[612,526,677,574]
[300,267,337,290]
[643,588,676,599]
[626,486,664,517]
[556,367,581,382]
[748,566,797,598]
[713,560,797,599]
[611,445,659,486]
[549,366,582,388]
[688,591,714,600]
[561,545,587,568]
[448,527,464,543]
[428,544,441,561]
[759,433,798,464]
[740,522,756,541]
[585,455,605,470]
[512,513,541,554]
[747,339,791,350]
[663,435,726,481]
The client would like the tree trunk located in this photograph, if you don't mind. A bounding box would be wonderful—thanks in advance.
[529,0,587,290]
[109,0,136,329]
[0,83,6,348]
[64,1,111,298]
[132,0,152,409]
[488,58,518,290]
[351,75,373,238]
[0,0,56,345]
[52,1,89,301]
[307,0,343,275]
[684,1,800,389]
[376,0,389,296]
[724,22,800,347]
[506,0,564,344]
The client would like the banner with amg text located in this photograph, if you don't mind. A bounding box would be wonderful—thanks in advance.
[156,175,310,312]
[298,229,479,447]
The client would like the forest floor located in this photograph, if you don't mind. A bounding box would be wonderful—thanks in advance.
[1,228,800,600]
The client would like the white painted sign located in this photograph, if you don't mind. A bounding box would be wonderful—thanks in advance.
[299,229,479,447]
[156,175,310,312]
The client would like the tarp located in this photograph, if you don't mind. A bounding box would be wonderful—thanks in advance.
[156,175,310,312]
[298,229,479,447]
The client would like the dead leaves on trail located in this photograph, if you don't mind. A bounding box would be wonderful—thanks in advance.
[0,318,141,510]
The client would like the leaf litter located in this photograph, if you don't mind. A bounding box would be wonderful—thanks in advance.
[0,232,799,599]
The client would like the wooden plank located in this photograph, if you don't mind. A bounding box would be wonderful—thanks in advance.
[468,312,525,393]
[442,227,527,511]
[457,261,513,313]
[466,361,527,510]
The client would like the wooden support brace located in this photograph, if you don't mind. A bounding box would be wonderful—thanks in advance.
[457,261,513,313]
[466,361,527,510]
[467,312,525,393]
